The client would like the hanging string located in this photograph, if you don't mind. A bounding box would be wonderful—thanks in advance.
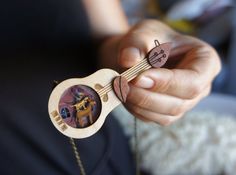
[134,117,140,175]
[69,138,86,175]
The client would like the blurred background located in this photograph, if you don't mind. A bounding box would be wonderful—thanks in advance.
[1,0,235,174]
[113,0,236,175]
[121,0,236,95]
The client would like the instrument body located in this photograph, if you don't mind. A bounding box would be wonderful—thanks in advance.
[48,41,171,139]
[48,69,121,138]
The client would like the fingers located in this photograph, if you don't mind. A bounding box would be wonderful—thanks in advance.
[127,85,189,116]
[126,104,182,126]
[132,41,220,99]
[126,85,211,125]
[133,68,204,99]
[118,47,142,68]
[117,20,178,69]
[115,20,220,126]
[177,42,221,79]
[118,33,154,68]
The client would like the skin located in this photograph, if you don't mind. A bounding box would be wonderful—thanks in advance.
[82,0,221,126]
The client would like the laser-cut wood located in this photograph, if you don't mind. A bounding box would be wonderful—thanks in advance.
[113,76,130,103]
[48,41,171,139]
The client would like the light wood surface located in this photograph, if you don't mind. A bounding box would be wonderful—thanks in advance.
[48,69,121,139]
[48,42,171,139]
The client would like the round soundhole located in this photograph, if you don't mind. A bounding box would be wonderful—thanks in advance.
[58,85,102,128]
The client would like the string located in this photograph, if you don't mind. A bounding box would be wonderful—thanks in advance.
[97,61,148,96]
[121,40,163,82]
[121,58,147,78]
[121,52,157,79]
[98,43,165,96]
[98,54,163,96]
[98,83,112,96]
[125,62,151,81]
[98,59,148,96]
[98,54,160,95]
[121,59,148,78]
[98,58,161,96]
[123,47,166,80]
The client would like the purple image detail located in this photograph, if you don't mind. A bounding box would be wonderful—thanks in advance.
[58,85,101,128]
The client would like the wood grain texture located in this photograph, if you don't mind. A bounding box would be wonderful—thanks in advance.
[113,76,130,103]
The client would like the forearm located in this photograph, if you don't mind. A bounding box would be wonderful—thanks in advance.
[82,0,129,39]
[82,0,129,69]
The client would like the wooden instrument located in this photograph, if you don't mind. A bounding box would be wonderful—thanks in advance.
[48,40,171,139]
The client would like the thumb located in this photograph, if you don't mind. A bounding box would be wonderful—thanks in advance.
[118,47,141,68]
[117,20,177,69]
[118,33,153,68]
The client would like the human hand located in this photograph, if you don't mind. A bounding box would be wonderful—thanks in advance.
[117,20,221,125]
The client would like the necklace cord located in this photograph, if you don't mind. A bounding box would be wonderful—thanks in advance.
[69,138,86,175]
[69,40,163,175]
[135,117,140,175]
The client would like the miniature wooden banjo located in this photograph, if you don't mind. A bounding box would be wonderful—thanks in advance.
[48,40,171,139]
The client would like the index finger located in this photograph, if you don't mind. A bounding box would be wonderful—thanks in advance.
[133,42,221,99]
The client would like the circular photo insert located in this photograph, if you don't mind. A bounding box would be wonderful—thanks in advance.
[58,85,102,128]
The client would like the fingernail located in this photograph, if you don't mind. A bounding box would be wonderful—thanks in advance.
[135,76,154,89]
[119,47,140,66]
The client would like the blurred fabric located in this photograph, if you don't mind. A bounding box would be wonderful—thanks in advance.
[0,1,135,174]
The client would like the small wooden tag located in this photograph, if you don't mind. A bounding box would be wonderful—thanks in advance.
[113,76,130,103]
[147,42,171,68]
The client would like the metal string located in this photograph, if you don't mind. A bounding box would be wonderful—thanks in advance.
[97,53,162,96]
